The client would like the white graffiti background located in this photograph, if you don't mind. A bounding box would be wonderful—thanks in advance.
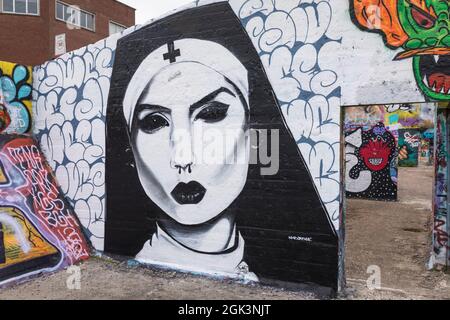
[33,0,341,250]
[230,0,341,228]
[33,28,138,250]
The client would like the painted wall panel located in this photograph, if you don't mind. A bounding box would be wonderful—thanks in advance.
[33,0,343,252]
[31,0,450,283]
[0,61,32,134]
[345,123,398,201]
[344,0,449,105]
[0,135,89,287]
[105,2,338,288]
[398,129,421,167]
[34,0,341,289]
[433,105,450,267]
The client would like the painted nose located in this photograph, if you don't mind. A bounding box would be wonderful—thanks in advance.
[170,129,194,174]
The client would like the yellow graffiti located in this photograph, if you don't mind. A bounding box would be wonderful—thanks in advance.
[384,105,420,128]
[0,207,58,268]
[0,163,7,185]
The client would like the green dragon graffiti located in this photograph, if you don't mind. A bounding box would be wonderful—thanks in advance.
[351,0,449,101]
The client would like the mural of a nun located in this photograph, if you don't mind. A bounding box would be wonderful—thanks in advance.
[105,2,339,289]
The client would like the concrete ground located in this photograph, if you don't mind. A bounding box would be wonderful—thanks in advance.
[0,166,448,300]
[344,165,450,300]
[0,257,320,300]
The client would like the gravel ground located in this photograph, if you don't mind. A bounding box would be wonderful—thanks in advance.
[0,257,321,300]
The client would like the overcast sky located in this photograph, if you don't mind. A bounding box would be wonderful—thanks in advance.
[117,0,193,24]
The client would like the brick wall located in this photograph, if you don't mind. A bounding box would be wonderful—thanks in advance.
[0,0,135,66]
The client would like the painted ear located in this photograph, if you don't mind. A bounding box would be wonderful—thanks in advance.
[352,0,408,48]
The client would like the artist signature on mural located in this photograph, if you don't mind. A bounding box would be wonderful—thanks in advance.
[289,236,313,242]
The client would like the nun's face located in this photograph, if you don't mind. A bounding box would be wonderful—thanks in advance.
[129,62,249,225]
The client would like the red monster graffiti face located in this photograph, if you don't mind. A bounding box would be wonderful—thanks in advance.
[359,139,391,171]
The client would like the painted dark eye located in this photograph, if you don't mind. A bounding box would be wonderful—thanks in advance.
[138,113,169,134]
[195,102,229,123]
[411,6,435,29]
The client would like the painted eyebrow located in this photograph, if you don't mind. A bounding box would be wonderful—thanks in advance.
[189,87,236,115]
[135,104,171,115]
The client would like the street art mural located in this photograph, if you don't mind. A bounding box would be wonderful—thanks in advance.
[345,123,398,201]
[344,105,386,130]
[420,128,435,165]
[33,0,342,254]
[433,104,449,266]
[32,0,342,288]
[350,0,450,101]
[0,135,89,286]
[388,104,421,128]
[398,129,421,167]
[29,0,449,285]
[0,61,32,134]
[104,2,338,289]
[344,103,434,131]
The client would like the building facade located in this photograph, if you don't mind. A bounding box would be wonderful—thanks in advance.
[0,0,135,65]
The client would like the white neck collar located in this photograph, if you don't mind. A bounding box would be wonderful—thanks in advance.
[135,224,258,281]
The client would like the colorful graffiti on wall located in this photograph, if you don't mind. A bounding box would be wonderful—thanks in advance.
[0,61,32,134]
[350,0,450,101]
[345,123,398,201]
[386,104,421,128]
[32,0,342,289]
[433,105,449,266]
[33,0,342,251]
[398,129,421,167]
[345,103,434,131]
[0,135,89,286]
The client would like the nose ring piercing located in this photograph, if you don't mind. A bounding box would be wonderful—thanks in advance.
[176,164,192,174]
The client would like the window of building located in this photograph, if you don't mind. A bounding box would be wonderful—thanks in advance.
[109,21,126,35]
[2,0,39,15]
[55,1,95,32]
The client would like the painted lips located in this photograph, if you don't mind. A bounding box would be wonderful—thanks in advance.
[171,181,206,205]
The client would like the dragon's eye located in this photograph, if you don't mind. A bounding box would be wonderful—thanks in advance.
[411,6,436,29]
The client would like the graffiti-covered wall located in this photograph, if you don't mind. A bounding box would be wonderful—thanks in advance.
[0,61,32,134]
[33,0,342,289]
[398,129,421,167]
[0,135,89,287]
[345,123,398,201]
[348,0,449,104]
[31,0,450,286]
[433,104,450,267]
[344,103,437,196]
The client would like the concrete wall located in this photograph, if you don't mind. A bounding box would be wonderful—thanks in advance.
[33,0,341,289]
[31,0,450,288]
[433,103,450,267]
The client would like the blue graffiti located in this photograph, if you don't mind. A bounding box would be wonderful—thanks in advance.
[0,64,32,134]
